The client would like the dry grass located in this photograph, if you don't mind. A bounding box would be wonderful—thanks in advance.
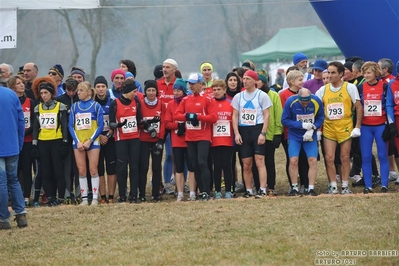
[1,147,399,266]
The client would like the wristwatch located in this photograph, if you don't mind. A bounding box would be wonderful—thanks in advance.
[260,131,266,136]
[106,133,112,138]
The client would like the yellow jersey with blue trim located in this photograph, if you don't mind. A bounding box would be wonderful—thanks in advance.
[38,102,63,140]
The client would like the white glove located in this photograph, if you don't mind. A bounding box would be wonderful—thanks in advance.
[350,128,361,138]
[302,122,314,130]
[317,131,322,141]
[303,129,314,142]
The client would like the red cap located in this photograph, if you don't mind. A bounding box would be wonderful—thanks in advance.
[243,70,258,81]
[111,69,126,81]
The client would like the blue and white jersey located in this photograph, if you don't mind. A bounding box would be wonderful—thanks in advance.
[231,89,272,126]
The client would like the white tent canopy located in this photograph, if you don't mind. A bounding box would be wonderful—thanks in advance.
[0,0,99,9]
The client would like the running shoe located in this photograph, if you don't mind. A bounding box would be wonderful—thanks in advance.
[242,191,254,198]
[341,187,352,194]
[289,189,299,196]
[363,188,373,194]
[255,190,266,198]
[214,192,223,199]
[307,189,318,196]
[381,186,388,193]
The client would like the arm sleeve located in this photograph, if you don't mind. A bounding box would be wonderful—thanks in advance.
[24,98,35,136]
[158,102,166,139]
[314,97,325,129]
[59,103,69,142]
[68,103,80,144]
[165,102,178,130]
[174,98,187,121]
[109,99,117,124]
[273,94,283,135]
[90,103,104,141]
[32,105,40,145]
[386,82,395,124]
[198,97,217,123]
[17,98,25,151]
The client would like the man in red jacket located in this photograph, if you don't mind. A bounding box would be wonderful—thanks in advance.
[174,73,217,201]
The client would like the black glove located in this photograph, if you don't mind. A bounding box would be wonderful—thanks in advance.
[185,113,197,121]
[185,113,199,127]
[153,139,164,156]
[148,116,161,124]
[382,124,390,142]
[60,141,70,160]
[109,119,127,130]
[272,135,281,149]
[177,122,186,136]
[31,145,40,159]
[389,123,398,137]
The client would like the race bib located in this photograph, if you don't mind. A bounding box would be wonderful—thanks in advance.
[24,112,30,129]
[213,120,231,137]
[364,100,382,116]
[103,115,110,131]
[296,114,314,123]
[241,108,257,125]
[75,113,92,130]
[327,103,344,120]
[39,113,57,129]
[121,116,137,133]
[186,121,201,130]
[144,116,160,133]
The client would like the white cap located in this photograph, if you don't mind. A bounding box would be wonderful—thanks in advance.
[163,58,178,69]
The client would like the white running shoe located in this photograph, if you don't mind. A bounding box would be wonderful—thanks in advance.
[389,171,397,182]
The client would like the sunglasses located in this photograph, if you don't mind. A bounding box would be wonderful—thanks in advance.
[48,71,57,76]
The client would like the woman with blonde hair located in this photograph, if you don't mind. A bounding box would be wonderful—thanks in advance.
[69,81,104,205]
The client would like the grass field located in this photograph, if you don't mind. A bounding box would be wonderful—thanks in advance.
[1,147,398,265]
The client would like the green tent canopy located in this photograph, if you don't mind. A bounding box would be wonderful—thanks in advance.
[240,26,342,64]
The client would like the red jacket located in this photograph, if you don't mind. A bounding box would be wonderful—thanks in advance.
[211,98,234,147]
[279,88,298,139]
[157,77,176,104]
[139,99,166,142]
[114,98,140,141]
[174,93,217,142]
[165,99,187,148]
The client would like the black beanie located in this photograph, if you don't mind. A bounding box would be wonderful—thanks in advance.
[122,80,137,93]
[39,82,55,95]
[50,64,64,79]
[144,80,158,97]
[94,76,108,87]
[153,65,163,79]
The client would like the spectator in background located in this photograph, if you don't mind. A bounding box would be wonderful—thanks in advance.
[153,65,163,80]
[108,69,126,100]
[275,71,284,88]
[201,62,214,95]
[0,63,14,84]
[303,59,327,94]
[283,52,313,88]
[242,60,256,71]
[23,62,39,100]
[48,64,65,97]
[119,59,143,93]
[70,66,86,83]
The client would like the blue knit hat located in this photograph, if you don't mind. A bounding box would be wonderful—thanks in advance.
[293,52,308,65]
[173,78,188,95]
